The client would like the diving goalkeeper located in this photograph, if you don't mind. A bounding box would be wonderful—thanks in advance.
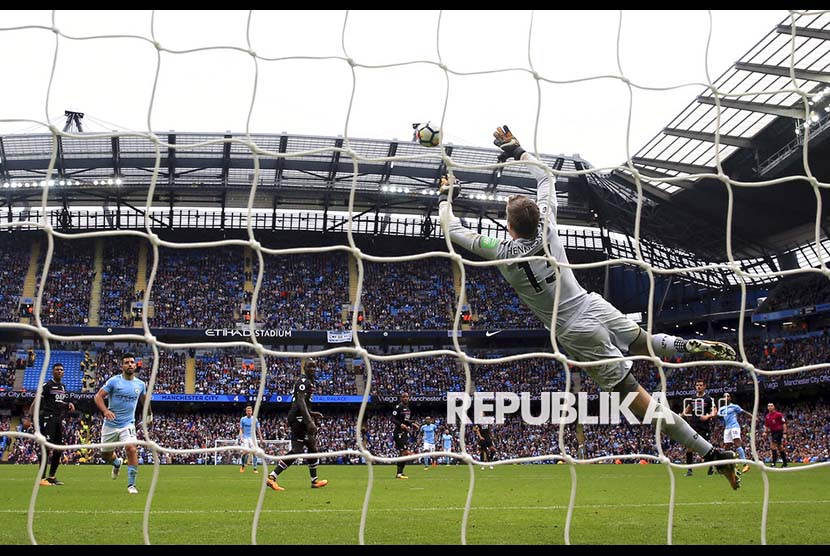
[437,125,741,489]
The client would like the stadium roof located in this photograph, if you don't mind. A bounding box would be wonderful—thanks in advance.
[0,130,594,225]
[607,12,830,274]
[1,14,829,290]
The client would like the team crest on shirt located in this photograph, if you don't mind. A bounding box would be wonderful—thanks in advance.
[134,387,141,395]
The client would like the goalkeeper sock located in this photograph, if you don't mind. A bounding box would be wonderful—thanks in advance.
[781,451,788,466]
[397,462,405,475]
[662,414,712,457]
[685,451,693,466]
[772,450,778,465]
[651,334,688,357]
[127,465,137,486]
[737,446,746,460]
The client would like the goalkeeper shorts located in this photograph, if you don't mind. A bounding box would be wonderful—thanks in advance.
[556,292,641,390]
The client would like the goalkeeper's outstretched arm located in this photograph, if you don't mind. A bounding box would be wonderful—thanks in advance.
[438,176,509,261]
[493,125,558,219]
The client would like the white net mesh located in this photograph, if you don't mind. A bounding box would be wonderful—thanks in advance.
[213,439,290,465]
[0,9,829,545]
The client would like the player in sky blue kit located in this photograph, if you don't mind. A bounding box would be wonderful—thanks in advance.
[93,353,149,495]
[718,392,753,473]
[239,405,264,473]
[441,428,454,465]
[420,417,438,469]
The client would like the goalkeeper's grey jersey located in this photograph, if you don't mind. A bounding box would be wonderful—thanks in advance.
[439,154,587,329]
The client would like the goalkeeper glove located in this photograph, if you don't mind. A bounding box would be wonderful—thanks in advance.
[438,174,461,203]
[493,125,526,162]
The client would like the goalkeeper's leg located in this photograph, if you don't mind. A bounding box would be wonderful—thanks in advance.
[612,373,740,490]
[630,330,736,361]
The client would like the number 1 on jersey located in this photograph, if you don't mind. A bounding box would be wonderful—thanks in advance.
[518,260,556,293]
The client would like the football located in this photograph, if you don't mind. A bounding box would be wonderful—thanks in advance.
[415,122,441,148]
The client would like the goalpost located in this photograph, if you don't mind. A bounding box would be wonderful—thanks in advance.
[1,8,829,546]
[212,439,291,466]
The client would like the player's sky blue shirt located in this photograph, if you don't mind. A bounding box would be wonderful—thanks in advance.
[718,403,743,429]
[103,374,146,428]
[442,433,452,449]
[240,416,259,438]
[422,423,437,444]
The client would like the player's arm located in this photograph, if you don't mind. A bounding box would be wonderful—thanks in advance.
[701,398,717,422]
[296,392,316,435]
[706,398,717,421]
[239,420,244,440]
[94,387,114,421]
[493,125,558,218]
[137,391,152,425]
[438,185,508,261]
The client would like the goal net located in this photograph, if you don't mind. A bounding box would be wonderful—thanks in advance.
[1,8,829,546]
[212,439,291,466]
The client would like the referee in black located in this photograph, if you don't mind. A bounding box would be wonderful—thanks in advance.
[30,363,76,486]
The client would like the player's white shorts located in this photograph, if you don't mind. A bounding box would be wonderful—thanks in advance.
[556,292,642,390]
[723,427,741,444]
[423,442,435,452]
[100,423,137,453]
[240,437,257,450]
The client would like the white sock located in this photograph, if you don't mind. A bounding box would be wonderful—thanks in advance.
[662,413,713,456]
[651,333,687,357]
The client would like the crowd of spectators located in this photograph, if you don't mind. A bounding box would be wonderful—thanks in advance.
[0,344,17,388]
[0,234,31,323]
[150,246,245,329]
[758,272,830,313]
[98,238,140,327]
[9,236,830,334]
[39,238,95,325]
[252,253,349,330]
[361,258,456,330]
[180,351,358,397]
[5,330,830,399]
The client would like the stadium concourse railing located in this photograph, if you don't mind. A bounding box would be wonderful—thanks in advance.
[2,207,491,239]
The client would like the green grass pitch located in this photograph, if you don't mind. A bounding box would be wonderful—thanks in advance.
[1,463,828,544]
